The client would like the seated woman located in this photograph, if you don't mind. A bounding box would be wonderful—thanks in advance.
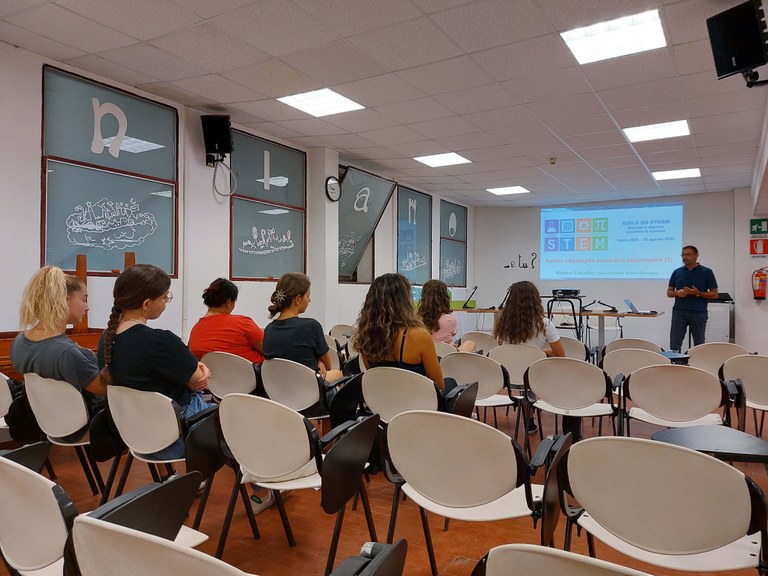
[97,264,214,459]
[353,273,444,391]
[493,280,565,435]
[11,266,107,415]
[417,279,476,353]
[262,272,343,383]
[188,278,265,364]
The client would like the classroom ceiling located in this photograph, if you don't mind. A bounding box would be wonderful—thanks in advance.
[2,0,768,211]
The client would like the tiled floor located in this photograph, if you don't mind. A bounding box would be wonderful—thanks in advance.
[5,408,767,576]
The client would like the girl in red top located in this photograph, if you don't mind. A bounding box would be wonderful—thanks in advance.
[189,278,265,364]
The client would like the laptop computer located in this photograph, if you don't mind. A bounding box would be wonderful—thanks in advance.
[624,299,657,315]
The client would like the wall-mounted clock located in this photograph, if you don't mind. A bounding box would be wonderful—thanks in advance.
[325,176,341,202]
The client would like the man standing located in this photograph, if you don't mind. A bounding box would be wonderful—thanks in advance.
[667,245,718,351]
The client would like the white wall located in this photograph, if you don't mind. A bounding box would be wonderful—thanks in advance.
[472,191,754,351]
[0,42,474,338]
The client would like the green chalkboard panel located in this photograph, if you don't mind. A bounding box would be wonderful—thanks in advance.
[230,130,305,207]
[231,196,305,279]
[44,160,175,273]
[440,200,467,242]
[439,238,466,287]
[397,187,432,285]
[338,167,395,277]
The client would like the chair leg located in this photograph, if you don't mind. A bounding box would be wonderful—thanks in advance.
[85,446,105,493]
[238,482,261,540]
[358,480,377,541]
[193,474,214,530]
[586,532,596,558]
[492,407,498,428]
[325,505,346,576]
[387,483,403,544]
[419,506,438,576]
[274,490,296,547]
[44,457,57,479]
[216,472,242,559]
[99,451,124,506]
[147,463,162,483]
[443,517,450,531]
[114,453,134,497]
[74,445,99,495]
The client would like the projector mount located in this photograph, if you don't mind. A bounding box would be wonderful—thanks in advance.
[743,69,768,88]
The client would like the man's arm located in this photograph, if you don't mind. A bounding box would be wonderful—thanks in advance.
[683,285,718,299]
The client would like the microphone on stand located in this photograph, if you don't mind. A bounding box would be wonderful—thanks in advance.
[498,286,511,309]
[462,285,478,309]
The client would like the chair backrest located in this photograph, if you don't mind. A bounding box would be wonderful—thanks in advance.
[107,386,181,455]
[200,352,257,399]
[722,354,768,406]
[440,352,504,401]
[524,358,610,410]
[324,334,343,369]
[600,348,671,381]
[604,338,662,355]
[260,358,323,412]
[624,364,725,422]
[219,394,315,483]
[24,372,89,438]
[0,454,73,572]
[433,341,457,358]
[0,371,13,418]
[488,344,546,387]
[361,367,440,423]
[559,337,590,361]
[388,410,528,509]
[563,436,756,555]
[461,331,497,355]
[73,515,254,576]
[688,342,751,376]
[480,543,655,576]
[330,324,357,346]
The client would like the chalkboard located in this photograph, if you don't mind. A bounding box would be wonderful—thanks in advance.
[338,167,396,277]
[230,130,305,208]
[440,238,467,287]
[231,196,305,279]
[397,187,432,285]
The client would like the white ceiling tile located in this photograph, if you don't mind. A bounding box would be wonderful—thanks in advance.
[563,130,627,150]
[55,0,201,41]
[228,98,306,122]
[316,132,382,149]
[137,81,215,106]
[281,40,388,85]
[170,74,265,103]
[487,121,556,144]
[410,116,482,139]
[698,153,757,168]
[582,49,677,91]
[431,0,551,52]
[166,0,255,19]
[358,125,426,146]
[65,53,157,85]
[662,0,724,45]
[598,77,684,111]
[681,71,745,100]
[0,0,48,17]
[347,17,462,71]
[97,43,208,81]
[397,56,496,96]
[535,0,658,32]
[640,148,698,165]
[632,135,695,154]
[509,138,571,156]
[323,109,399,132]
[690,110,763,134]
[342,146,400,160]
[434,83,516,115]
[387,141,450,157]
[332,74,425,108]
[274,117,348,137]
[473,34,576,81]
[539,159,595,175]
[211,0,340,56]
[435,131,505,151]
[577,143,637,160]
[546,114,618,137]
[611,101,689,128]
[242,122,303,140]
[466,145,531,162]
[0,20,85,60]
[463,105,540,131]
[221,59,321,98]
[697,141,759,158]
[588,156,644,169]
[293,0,420,36]
[525,93,605,122]
[149,23,269,74]
[7,3,137,52]
[503,66,593,103]
[694,126,762,147]
[374,97,454,124]
[673,39,716,75]
[687,90,768,118]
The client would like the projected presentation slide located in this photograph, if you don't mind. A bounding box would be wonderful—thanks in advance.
[540,204,683,280]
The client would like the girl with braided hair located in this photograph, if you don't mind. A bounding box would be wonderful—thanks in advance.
[97,264,214,457]
[11,266,106,414]
[262,272,343,382]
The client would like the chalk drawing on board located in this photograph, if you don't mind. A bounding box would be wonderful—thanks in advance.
[401,252,427,272]
[255,176,289,187]
[448,212,457,237]
[240,226,294,256]
[66,197,157,250]
[339,232,362,268]
[441,258,463,280]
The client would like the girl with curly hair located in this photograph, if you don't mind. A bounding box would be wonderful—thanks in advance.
[353,273,444,390]
[493,281,565,357]
[417,279,475,353]
[262,272,343,382]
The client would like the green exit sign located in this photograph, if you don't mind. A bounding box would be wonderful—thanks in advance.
[751,219,768,235]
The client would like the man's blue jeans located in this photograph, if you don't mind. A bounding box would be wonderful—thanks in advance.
[669,309,708,352]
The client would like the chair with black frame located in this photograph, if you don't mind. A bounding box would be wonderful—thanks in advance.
[623,364,732,436]
[559,336,591,361]
[603,337,662,356]
[0,371,13,441]
[330,324,358,359]
[0,446,207,576]
[257,358,339,424]
[433,340,458,359]
[325,334,345,370]
[460,331,497,356]
[553,436,768,575]
[687,342,751,376]
[721,354,768,436]
[22,372,105,497]
[217,394,380,575]
[200,351,258,400]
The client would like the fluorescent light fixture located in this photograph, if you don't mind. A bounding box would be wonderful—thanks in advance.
[102,136,165,153]
[486,186,530,195]
[561,9,666,65]
[413,152,471,167]
[258,208,290,215]
[623,120,690,143]
[256,176,289,187]
[277,88,363,117]
[652,168,701,181]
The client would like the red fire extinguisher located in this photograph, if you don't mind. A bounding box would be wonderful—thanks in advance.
[754,268,768,300]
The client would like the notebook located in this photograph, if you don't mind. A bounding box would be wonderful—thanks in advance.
[624,299,656,315]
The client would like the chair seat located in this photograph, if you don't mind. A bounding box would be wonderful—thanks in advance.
[746,399,768,412]
[534,400,613,418]
[401,482,543,522]
[129,448,185,466]
[18,558,64,576]
[578,512,759,572]
[475,394,515,408]
[81,510,208,548]
[627,408,723,427]
[47,428,90,447]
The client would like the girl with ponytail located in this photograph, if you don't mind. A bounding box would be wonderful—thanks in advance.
[11,266,106,413]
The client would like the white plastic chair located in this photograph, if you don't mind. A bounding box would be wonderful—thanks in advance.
[0,371,13,440]
[259,358,330,419]
[361,366,441,424]
[559,336,590,361]
[722,354,768,436]
[600,348,671,383]
[604,338,662,355]
[433,340,458,358]
[687,342,751,376]
[201,351,257,400]
[557,436,767,574]
[461,331,497,355]
[324,334,343,370]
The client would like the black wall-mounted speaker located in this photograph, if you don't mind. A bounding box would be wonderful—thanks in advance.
[200,115,233,155]
[707,0,768,79]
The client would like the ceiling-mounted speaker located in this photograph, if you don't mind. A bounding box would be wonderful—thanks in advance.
[200,115,233,155]
[707,0,768,79]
